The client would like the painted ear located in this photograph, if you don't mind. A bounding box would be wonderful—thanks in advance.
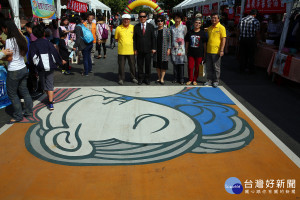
[44,124,94,157]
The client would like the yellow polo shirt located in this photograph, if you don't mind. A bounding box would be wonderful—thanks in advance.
[115,24,134,55]
[207,22,226,54]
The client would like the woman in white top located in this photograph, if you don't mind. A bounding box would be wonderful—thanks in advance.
[2,20,33,123]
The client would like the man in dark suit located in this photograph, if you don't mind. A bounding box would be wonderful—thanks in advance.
[134,11,156,85]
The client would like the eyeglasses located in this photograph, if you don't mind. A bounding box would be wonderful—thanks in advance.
[139,16,147,18]
[157,20,164,23]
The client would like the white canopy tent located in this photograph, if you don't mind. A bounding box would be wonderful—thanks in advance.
[181,0,206,9]
[173,0,193,11]
[173,0,222,14]
[7,0,111,29]
[8,0,21,29]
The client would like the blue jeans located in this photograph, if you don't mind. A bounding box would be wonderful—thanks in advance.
[6,67,33,121]
[82,43,93,75]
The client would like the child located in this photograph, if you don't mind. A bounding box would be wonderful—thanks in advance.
[58,32,71,75]
[28,24,65,111]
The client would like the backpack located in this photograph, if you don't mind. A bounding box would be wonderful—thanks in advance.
[98,24,108,40]
[78,24,94,44]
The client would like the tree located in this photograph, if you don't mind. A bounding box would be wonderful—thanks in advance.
[159,0,182,11]
[99,0,127,14]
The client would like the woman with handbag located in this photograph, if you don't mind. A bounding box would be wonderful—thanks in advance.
[96,16,109,59]
[185,18,207,86]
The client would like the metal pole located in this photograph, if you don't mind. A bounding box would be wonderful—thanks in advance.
[240,0,246,21]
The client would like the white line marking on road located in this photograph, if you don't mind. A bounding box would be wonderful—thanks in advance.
[0,94,46,137]
[220,86,300,168]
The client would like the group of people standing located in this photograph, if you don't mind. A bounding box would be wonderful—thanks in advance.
[115,11,226,87]
[0,10,227,124]
[0,12,112,123]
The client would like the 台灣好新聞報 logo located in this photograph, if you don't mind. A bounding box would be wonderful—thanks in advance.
[225,177,243,194]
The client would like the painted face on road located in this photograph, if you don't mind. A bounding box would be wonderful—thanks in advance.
[25,87,254,166]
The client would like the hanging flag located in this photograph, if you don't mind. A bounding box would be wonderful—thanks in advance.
[67,0,88,13]
[31,0,56,19]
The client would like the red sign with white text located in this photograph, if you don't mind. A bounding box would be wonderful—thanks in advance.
[212,2,218,13]
[244,0,286,14]
[67,0,88,13]
[202,5,211,16]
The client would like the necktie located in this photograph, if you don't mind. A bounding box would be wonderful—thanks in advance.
[142,24,145,35]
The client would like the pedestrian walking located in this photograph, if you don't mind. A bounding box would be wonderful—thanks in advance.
[238,9,260,73]
[28,25,64,111]
[84,12,97,64]
[73,16,93,76]
[96,16,109,59]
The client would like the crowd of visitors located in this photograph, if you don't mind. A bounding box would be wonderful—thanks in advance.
[2,8,285,123]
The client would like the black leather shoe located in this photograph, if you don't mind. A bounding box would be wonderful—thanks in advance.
[144,80,150,85]
[138,81,143,85]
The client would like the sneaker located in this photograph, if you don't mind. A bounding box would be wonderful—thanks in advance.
[118,80,124,85]
[212,82,219,88]
[48,103,54,111]
[204,81,212,86]
[64,71,71,75]
[132,79,138,84]
[61,70,66,74]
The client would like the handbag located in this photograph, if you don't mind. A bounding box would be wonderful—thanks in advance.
[199,61,206,77]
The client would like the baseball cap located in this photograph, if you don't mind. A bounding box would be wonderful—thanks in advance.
[122,14,131,19]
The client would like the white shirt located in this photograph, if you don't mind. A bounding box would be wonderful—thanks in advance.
[5,38,26,71]
[140,22,147,31]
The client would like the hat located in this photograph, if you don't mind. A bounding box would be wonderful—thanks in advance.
[195,13,202,18]
[122,14,131,19]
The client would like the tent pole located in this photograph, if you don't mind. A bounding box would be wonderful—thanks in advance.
[106,10,108,23]
[240,0,246,22]
[278,1,294,53]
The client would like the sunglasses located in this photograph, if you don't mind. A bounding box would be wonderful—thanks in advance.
[194,22,201,24]
[139,16,147,18]
[157,20,164,23]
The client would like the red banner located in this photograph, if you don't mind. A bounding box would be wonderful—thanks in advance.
[202,5,211,16]
[245,0,286,14]
[224,7,235,20]
[67,0,88,13]
[212,2,218,13]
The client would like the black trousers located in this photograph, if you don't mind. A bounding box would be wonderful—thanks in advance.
[173,64,184,82]
[97,43,106,55]
[239,37,257,72]
[137,52,151,81]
